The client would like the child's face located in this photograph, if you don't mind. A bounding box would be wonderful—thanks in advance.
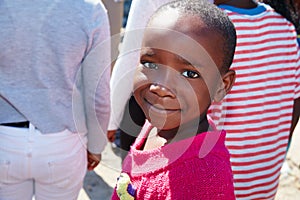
[133,10,233,131]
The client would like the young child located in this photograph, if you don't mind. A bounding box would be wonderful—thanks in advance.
[111,0,237,199]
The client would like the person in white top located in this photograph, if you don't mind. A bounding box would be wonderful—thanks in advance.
[0,0,111,199]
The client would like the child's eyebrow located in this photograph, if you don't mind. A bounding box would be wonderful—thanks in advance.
[176,55,191,65]
[176,55,204,70]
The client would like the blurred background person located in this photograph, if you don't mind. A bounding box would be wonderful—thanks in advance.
[0,0,111,199]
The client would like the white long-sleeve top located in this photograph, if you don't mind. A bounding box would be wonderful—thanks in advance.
[0,0,111,154]
[109,0,172,130]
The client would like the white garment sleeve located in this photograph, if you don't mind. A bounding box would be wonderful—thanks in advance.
[82,3,111,154]
[108,0,172,130]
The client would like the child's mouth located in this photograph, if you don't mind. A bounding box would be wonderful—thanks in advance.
[144,98,180,114]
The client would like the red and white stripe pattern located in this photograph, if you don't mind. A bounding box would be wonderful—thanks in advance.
[209,4,300,199]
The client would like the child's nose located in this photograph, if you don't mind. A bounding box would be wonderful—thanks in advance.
[149,83,175,98]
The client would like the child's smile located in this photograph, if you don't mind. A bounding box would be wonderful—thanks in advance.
[144,97,180,115]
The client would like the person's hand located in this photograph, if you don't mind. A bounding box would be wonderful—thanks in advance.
[87,151,101,171]
[107,130,117,142]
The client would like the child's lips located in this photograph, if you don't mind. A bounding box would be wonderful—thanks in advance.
[144,98,181,113]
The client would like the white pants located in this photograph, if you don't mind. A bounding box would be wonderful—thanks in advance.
[0,124,87,200]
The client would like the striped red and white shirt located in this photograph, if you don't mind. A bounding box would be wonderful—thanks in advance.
[209,3,300,200]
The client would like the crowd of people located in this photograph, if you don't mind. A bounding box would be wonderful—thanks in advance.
[0,0,299,200]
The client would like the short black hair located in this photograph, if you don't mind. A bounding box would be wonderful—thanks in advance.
[149,0,237,72]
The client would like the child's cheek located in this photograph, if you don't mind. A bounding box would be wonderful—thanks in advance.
[133,65,150,92]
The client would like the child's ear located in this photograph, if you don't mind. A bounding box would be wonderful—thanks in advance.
[214,70,236,102]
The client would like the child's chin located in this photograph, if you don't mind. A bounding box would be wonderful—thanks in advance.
[150,120,178,131]
[150,121,166,130]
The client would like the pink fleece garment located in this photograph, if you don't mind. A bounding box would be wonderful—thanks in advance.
[111,120,235,200]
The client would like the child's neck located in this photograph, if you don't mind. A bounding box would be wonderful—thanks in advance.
[158,116,210,143]
[217,0,257,9]
[143,117,210,151]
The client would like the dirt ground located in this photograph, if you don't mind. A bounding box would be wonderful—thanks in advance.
[78,120,300,200]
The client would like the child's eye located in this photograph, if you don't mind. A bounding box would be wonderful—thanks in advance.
[182,70,200,78]
[142,62,158,70]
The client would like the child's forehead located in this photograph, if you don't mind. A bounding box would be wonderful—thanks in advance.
[146,10,218,49]
[143,12,224,70]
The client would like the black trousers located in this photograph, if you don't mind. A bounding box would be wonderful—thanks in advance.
[118,95,145,159]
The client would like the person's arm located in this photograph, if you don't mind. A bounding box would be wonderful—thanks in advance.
[81,3,111,169]
[290,32,300,141]
[290,97,300,137]
[288,50,300,147]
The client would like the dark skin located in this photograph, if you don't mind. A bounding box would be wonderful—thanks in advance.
[214,0,258,8]
[141,117,211,150]
[107,130,116,142]
[87,151,101,171]
[290,98,300,138]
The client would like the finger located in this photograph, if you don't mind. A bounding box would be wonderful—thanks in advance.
[88,160,99,171]
[88,153,100,162]
[107,135,114,142]
[107,130,117,142]
[111,135,116,142]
